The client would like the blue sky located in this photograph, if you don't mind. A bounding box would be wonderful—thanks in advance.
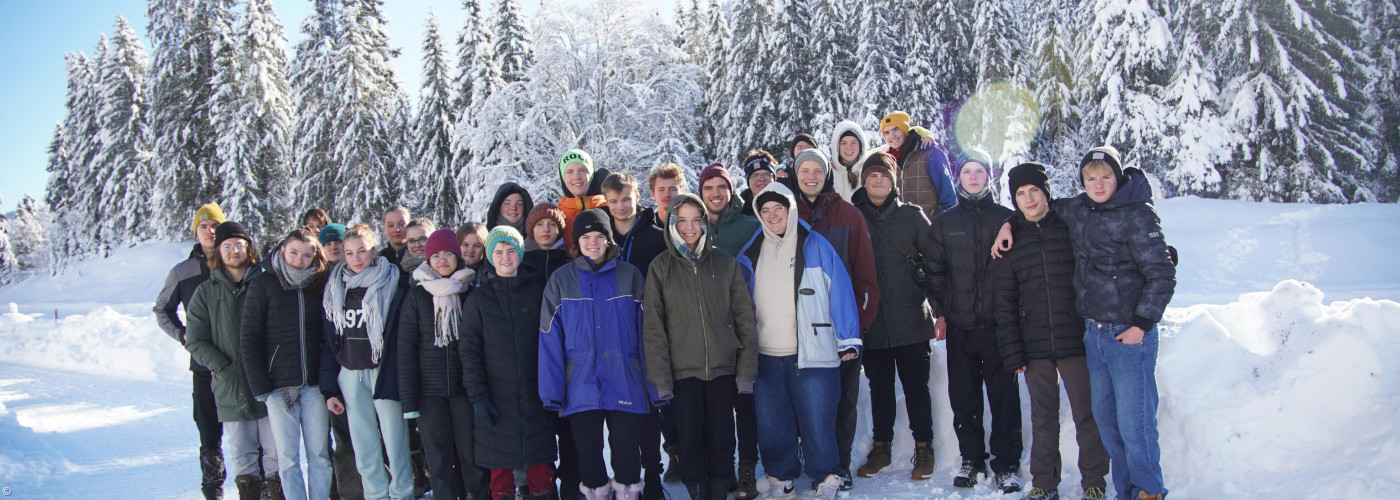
[0,0,675,214]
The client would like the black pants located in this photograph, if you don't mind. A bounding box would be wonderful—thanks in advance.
[671,376,737,484]
[658,405,678,448]
[193,371,225,494]
[569,410,647,488]
[734,393,758,461]
[329,406,364,500]
[835,358,861,472]
[555,415,581,493]
[419,394,490,499]
[640,407,663,474]
[946,327,1023,473]
[864,343,934,443]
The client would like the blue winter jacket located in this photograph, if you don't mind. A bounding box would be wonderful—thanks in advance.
[538,256,656,416]
[735,219,862,370]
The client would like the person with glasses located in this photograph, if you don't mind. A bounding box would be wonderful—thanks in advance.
[400,218,437,286]
[738,151,777,218]
[185,221,283,499]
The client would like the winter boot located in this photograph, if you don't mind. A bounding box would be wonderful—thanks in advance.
[754,476,795,500]
[579,482,613,500]
[910,442,935,481]
[1137,492,1164,500]
[413,448,433,498]
[201,450,227,500]
[236,474,263,500]
[952,459,986,488]
[1023,487,1059,500]
[663,445,683,483]
[995,471,1023,493]
[642,468,666,500]
[836,470,853,492]
[811,475,842,500]
[1082,486,1107,500]
[520,482,534,500]
[612,480,644,500]
[262,473,285,500]
[855,442,890,478]
[732,459,759,500]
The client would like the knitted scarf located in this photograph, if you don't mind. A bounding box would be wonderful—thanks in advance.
[324,257,399,364]
[270,250,318,291]
[411,262,475,347]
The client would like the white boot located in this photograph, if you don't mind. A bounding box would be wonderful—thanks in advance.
[813,474,843,500]
[580,481,613,500]
[610,480,643,500]
[755,475,795,500]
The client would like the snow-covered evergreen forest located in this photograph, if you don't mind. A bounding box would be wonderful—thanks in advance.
[7,0,1399,283]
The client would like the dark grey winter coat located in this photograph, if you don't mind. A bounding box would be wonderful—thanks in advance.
[921,192,1016,331]
[397,284,471,415]
[458,275,556,469]
[486,182,535,235]
[992,210,1084,372]
[1053,169,1176,330]
[852,188,937,349]
[154,243,213,371]
[239,268,327,398]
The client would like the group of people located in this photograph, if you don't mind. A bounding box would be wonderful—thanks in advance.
[155,110,1176,500]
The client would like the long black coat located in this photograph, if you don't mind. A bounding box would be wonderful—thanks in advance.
[397,284,470,414]
[922,193,1015,330]
[852,188,937,349]
[240,269,327,398]
[458,275,556,469]
[992,210,1085,372]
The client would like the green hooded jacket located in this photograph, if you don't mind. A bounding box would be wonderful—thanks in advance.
[186,264,268,422]
[713,194,761,258]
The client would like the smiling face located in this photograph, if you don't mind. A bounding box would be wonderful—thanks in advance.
[674,202,705,248]
[960,162,990,196]
[500,193,525,223]
[604,186,637,222]
[864,171,894,202]
[839,135,861,164]
[282,239,316,270]
[578,232,609,262]
[650,177,681,216]
[759,201,789,236]
[701,177,732,216]
[405,226,429,258]
[383,211,407,247]
[796,160,826,198]
[460,233,485,267]
[747,170,773,193]
[322,240,343,262]
[881,125,907,150]
[219,238,251,269]
[491,241,520,277]
[1082,162,1118,204]
[343,237,375,274]
[1016,184,1049,221]
[564,163,590,197]
[532,220,560,248]
[429,250,458,277]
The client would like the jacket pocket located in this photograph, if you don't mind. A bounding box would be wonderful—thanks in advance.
[801,323,840,364]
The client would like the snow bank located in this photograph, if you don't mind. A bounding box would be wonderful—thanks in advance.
[0,241,193,318]
[0,304,188,382]
[0,396,68,489]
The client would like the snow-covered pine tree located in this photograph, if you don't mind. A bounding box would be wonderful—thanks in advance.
[1026,0,1085,196]
[327,0,407,223]
[94,15,152,250]
[1160,0,1234,196]
[919,0,976,133]
[772,0,819,146]
[698,0,731,162]
[954,0,1030,165]
[1367,0,1400,201]
[48,50,102,269]
[452,0,501,113]
[289,0,342,217]
[217,0,295,239]
[716,0,780,160]
[413,12,458,223]
[1213,0,1379,202]
[852,2,906,131]
[1075,0,1174,183]
[7,195,51,271]
[808,0,857,137]
[0,207,17,284]
[495,0,533,84]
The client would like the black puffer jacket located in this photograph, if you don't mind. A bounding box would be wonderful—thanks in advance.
[922,192,1015,330]
[852,188,937,349]
[459,275,556,469]
[614,206,668,277]
[522,243,569,287]
[397,284,471,414]
[239,267,328,398]
[992,210,1084,372]
[1054,170,1176,329]
[486,182,535,234]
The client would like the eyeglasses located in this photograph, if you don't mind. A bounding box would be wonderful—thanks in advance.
[759,205,788,216]
[407,237,429,246]
[220,241,248,252]
[749,171,774,180]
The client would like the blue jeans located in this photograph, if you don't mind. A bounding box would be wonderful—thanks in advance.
[339,367,414,500]
[1085,321,1166,498]
[753,354,841,482]
[265,385,332,500]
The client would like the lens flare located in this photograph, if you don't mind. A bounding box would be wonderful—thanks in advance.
[952,81,1041,165]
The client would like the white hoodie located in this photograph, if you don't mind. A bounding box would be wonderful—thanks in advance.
[828,120,870,202]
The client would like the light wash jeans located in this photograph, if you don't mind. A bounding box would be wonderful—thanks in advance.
[1085,320,1167,498]
[224,417,277,477]
[265,385,333,500]
[338,367,413,500]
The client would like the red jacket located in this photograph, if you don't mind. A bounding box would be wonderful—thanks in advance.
[798,191,882,332]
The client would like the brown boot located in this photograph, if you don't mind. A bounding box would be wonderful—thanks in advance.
[855,442,891,478]
[262,473,284,500]
[1137,492,1165,500]
[663,444,682,483]
[235,474,262,500]
[732,458,759,500]
[910,442,935,481]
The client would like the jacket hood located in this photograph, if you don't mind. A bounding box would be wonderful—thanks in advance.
[851,186,903,212]
[487,182,536,231]
[755,182,800,243]
[829,120,869,168]
[664,193,713,260]
[1093,168,1154,210]
[559,155,610,199]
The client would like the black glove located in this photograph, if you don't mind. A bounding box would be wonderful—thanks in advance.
[473,400,499,427]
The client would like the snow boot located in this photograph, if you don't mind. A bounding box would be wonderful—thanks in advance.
[642,468,666,500]
[663,445,682,483]
[201,450,227,500]
[811,475,842,500]
[836,470,853,492]
[236,474,263,500]
[413,448,433,499]
[952,459,986,488]
[910,442,935,481]
[732,458,759,500]
[263,473,285,500]
[1083,486,1107,500]
[612,480,644,500]
[855,442,890,478]
[1023,487,1059,500]
[995,471,1023,494]
[579,482,612,500]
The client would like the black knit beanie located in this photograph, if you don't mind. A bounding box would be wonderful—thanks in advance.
[214,221,251,248]
[571,208,614,248]
[1007,162,1052,210]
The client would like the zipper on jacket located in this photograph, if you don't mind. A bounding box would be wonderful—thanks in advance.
[298,290,308,385]
[692,260,712,380]
[1035,222,1057,357]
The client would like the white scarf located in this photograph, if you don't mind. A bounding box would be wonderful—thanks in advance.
[323,257,399,363]
[411,262,475,347]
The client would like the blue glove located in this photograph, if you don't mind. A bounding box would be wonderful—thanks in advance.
[474,400,499,427]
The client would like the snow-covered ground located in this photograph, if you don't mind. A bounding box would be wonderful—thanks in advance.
[2,197,1399,499]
